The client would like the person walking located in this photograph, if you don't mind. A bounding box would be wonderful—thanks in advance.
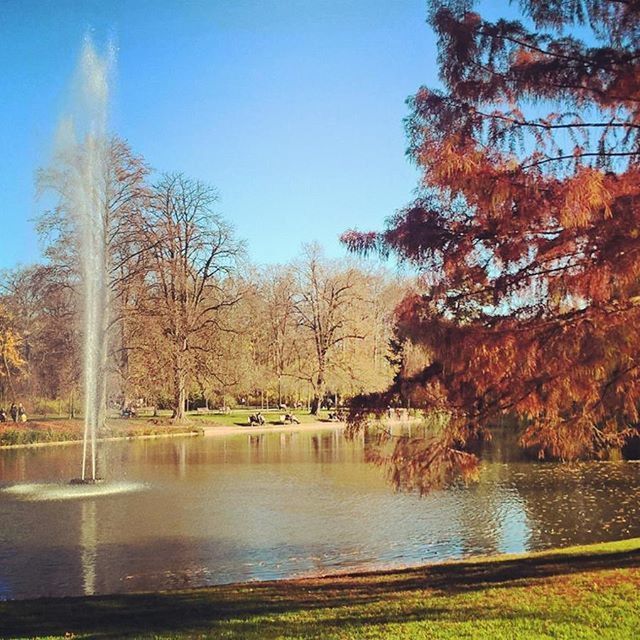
[9,403,17,423]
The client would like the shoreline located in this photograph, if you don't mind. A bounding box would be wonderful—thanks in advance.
[0,428,202,450]
[1,537,639,638]
[4,536,640,601]
[200,420,346,437]
[0,420,347,450]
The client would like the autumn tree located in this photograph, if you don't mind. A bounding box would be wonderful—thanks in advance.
[0,265,78,408]
[261,266,299,406]
[185,275,256,410]
[292,245,371,414]
[38,136,149,418]
[343,0,640,489]
[328,269,406,397]
[0,301,24,403]
[220,261,402,412]
[140,173,244,421]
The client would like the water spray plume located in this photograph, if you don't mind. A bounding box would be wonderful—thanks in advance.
[54,36,115,481]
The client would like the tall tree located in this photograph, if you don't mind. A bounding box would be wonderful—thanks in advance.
[343,0,640,487]
[262,266,298,406]
[292,245,367,414]
[141,173,243,421]
[38,137,149,420]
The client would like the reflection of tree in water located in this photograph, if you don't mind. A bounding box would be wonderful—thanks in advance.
[309,432,344,464]
[168,440,187,477]
[239,429,356,465]
[455,425,640,553]
[454,461,531,557]
[476,422,527,464]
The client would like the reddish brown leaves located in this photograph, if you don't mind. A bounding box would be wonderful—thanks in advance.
[343,1,640,484]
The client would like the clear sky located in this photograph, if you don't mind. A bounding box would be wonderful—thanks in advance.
[0,0,439,270]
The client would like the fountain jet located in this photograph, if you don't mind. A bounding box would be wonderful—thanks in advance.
[55,37,114,482]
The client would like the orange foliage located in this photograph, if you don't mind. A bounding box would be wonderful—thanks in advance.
[343,0,640,482]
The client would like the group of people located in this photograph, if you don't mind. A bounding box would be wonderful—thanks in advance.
[248,412,266,425]
[0,403,27,423]
[248,410,301,426]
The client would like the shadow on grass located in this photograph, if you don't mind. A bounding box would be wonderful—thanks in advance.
[1,544,639,638]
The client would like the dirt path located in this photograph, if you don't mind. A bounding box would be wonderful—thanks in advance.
[200,420,347,437]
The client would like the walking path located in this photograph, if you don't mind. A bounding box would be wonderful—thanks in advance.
[200,420,347,437]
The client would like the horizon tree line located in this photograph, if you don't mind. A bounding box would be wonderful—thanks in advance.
[0,137,407,419]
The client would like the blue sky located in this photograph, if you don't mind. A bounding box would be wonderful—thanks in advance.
[0,0,441,270]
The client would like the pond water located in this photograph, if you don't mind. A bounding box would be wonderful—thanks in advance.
[1,427,639,600]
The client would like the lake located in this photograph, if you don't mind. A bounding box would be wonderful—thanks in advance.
[1,427,639,600]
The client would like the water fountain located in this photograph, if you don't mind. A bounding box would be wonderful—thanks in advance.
[0,37,147,503]
[61,37,112,484]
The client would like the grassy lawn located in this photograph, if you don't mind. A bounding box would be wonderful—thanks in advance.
[1,538,639,639]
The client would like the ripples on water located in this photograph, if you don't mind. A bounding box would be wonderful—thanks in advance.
[0,430,639,600]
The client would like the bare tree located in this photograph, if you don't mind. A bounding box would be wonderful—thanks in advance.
[37,137,150,423]
[292,245,367,414]
[140,173,244,421]
[261,266,299,406]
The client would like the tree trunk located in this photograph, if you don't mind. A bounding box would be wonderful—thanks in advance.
[310,367,325,415]
[173,383,186,422]
[172,361,187,422]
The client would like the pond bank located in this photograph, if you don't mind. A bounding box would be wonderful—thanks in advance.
[0,429,202,450]
[200,420,346,437]
[2,537,639,639]
[0,419,202,449]
[0,417,347,449]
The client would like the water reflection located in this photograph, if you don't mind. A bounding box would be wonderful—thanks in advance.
[80,501,97,595]
[0,428,639,600]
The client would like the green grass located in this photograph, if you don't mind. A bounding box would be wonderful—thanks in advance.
[1,538,639,639]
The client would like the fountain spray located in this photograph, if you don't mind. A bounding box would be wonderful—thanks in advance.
[56,37,114,482]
